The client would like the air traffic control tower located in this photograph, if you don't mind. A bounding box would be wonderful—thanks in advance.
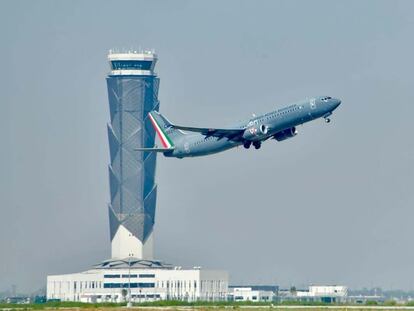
[46,51,229,302]
[106,50,159,260]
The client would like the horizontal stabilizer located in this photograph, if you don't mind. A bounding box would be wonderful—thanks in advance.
[135,146,174,152]
[150,110,245,140]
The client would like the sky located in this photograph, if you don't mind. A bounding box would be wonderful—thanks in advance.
[1,0,414,293]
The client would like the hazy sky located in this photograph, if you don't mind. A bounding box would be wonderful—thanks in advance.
[1,0,414,293]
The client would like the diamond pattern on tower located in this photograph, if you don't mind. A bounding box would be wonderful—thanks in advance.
[106,76,160,244]
[108,166,119,202]
[144,186,157,224]
[107,125,119,161]
[108,204,121,241]
[143,152,156,197]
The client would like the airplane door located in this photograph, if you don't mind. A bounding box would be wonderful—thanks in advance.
[184,142,190,154]
[310,98,316,110]
[308,98,316,119]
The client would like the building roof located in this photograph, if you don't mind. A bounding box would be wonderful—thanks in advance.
[93,258,173,270]
[229,285,279,292]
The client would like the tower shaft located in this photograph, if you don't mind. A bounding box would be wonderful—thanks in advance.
[106,51,159,259]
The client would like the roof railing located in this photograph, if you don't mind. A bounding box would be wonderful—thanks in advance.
[108,48,156,55]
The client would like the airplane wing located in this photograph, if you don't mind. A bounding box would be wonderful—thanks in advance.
[171,125,245,140]
[135,146,175,152]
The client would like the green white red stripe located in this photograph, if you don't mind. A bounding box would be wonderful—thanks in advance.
[148,112,174,148]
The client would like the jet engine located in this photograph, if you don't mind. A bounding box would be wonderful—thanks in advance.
[273,127,298,141]
[242,124,269,141]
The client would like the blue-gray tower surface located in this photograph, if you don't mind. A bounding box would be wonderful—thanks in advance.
[106,52,159,248]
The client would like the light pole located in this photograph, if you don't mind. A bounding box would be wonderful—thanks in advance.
[127,256,132,308]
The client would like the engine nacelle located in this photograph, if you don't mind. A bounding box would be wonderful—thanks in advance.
[242,124,269,141]
[273,127,298,141]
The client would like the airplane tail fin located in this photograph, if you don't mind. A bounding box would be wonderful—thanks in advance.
[148,111,185,148]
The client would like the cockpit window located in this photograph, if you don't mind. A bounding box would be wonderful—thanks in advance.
[321,96,332,101]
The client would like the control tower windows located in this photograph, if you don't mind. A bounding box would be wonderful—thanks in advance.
[111,60,153,70]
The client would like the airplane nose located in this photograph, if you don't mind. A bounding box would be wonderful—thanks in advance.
[332,98,341,109]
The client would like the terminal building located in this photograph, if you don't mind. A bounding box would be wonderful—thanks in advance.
[279,285,348,303]
[47,50,228,302]
[228,286,277,302]
[47,259,227,302]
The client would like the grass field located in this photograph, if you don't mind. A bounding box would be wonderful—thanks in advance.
[2,301,414,311]
[2,307,414,311]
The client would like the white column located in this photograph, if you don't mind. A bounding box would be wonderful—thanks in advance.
[111,225,153,259]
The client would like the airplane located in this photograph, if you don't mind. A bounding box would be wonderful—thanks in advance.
[137,96,341,158]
